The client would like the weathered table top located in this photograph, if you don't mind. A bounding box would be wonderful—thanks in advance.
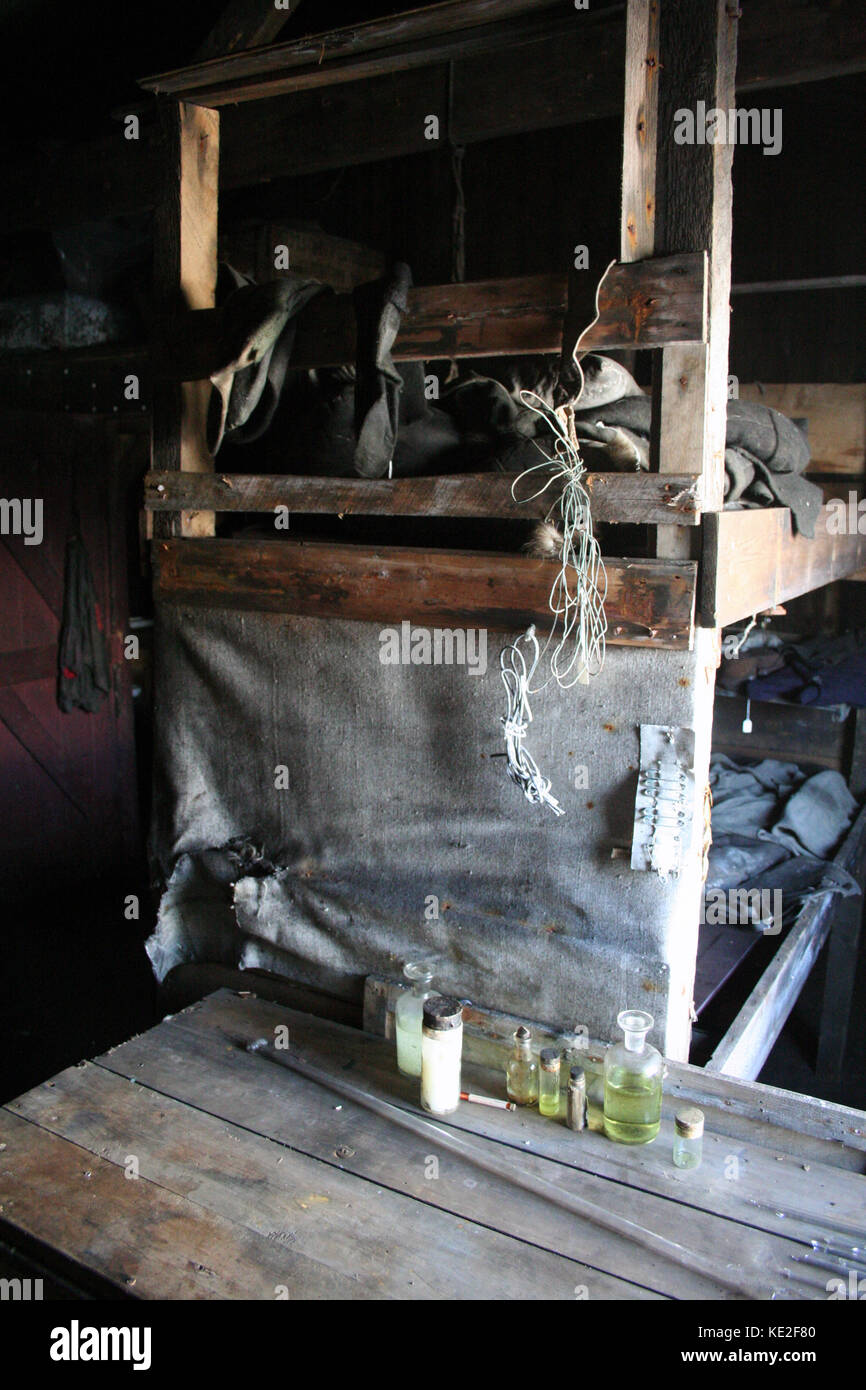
[1,989,863,1300]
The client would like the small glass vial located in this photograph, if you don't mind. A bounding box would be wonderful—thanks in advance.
[506,1025,538,1106]
[395,961,435,1077]
[566,1066,586,1132]
[603,1009,663,1145]
[538,1047,561,1117]
[420,995,463,1115]
[673,1106,704,1169]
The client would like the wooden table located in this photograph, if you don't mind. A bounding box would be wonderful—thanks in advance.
[1,989,864,1300]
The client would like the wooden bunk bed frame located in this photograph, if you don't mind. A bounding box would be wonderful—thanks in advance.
[3,0,865,1076]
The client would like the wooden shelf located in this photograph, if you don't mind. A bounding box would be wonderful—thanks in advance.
[701,506,866,628]
[153,538,697,648]
[144,469,701,526]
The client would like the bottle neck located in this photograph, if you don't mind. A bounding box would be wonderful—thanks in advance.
[622,1030,647,1053]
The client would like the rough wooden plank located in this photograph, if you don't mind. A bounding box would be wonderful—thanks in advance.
[737,384,866,476]
[152,538,696,647]
[193,0,300,62]
[220,224,387,294]
[8,1063,603,1302]
[712,695,850,771]
[287,256,706,367]
[706,805,866,1081]
[651,0,737,531]
[144,469,702,525]
[701,507,866,629]
[91,993,824,1299]
[4,3,865,237]
[817,886,866,1090]
[151,101,219,541]
[0,1109,353,1300]
[141,0,866,105]
[0,645,56,689]
[99,991,866,1279]
[142,0,573,102]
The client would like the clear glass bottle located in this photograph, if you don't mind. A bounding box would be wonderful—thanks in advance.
[506,1025,538,1106]
[395,961,435,1077]
[566,1066,587,1131]
[673,1106,704,1169]
[603,1009,663,1145]
[539,1048,561,1117]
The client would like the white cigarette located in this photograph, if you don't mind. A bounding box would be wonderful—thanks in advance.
[460,1091,516,1111]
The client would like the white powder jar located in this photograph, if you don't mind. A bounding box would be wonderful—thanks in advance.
[420,996,464,1115]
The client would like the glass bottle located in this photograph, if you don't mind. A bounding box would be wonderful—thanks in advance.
[673,1106,704,1169]
[603,1009,663,1144]
[505,1025,538,1106]
[539,1048,561,1117]
[566,1066,587,1132]
[420,995,463,1115]
[395,961,435,1077]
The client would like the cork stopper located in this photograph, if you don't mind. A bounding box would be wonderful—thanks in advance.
[540,1047,560,1071]
[568,1066,586,1086]
[675,1105,704,1139]
[514,1025,531,1042]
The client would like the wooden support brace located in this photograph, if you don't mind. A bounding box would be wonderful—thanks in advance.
[151,100,220,539]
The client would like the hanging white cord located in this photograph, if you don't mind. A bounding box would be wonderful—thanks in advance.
[507,259,615,691]
[500,626,563,816]
[511,394,608,690]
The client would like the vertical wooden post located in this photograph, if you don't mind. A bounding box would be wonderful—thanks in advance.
[152,100,219,540]
[619,0,738,1058]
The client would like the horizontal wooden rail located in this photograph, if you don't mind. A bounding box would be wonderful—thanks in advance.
[0,256,706,410]
[153,538,696,648]
[701,506,866,628]
[144,469,701,525]
[141,0,584,105]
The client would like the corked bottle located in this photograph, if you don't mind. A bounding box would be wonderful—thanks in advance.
[566,1066,587,1132]
[538,1047,561,1117]
[673,1106,704,1169]
[420,996,464,1116]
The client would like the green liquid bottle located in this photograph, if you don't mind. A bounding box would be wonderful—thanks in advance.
[538,1048,561,1117]
[603,1009,663,1144]
[506,1025,538,1106]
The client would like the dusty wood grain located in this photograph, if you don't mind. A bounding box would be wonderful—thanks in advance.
[143,469,701,525]
[90,991,828,1300]
[737,384,866,476]
[152,100,219,540]
[701,507,866,629]
[95,991,866,1287]
[152,537,697,647]
[8,1063,602,1302]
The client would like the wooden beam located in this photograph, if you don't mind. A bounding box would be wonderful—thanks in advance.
[220,225,386,294]
[706,804,866,1081]
[701,506,866,629]
[151,101,220,540]
[153,538,697,647]
[3,2,865,236]
[193,0,301,63]
[144,469,701,525]
[143,0,572,103]
[142,0,866,106]
[0,257,705,414]
[737,384,866,476]
[712,695,850,772]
